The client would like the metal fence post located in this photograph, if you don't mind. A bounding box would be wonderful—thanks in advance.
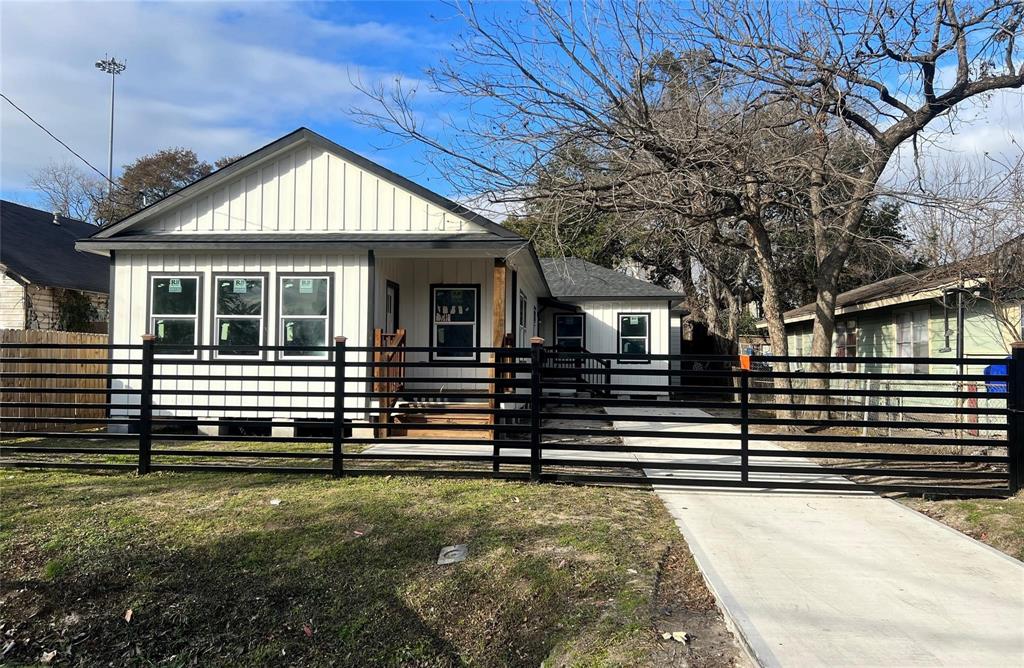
[1008,342,1024,493]
[529,337,544,482]
[138,334,155,475]
[332,336,347,479]
[739,353,750,484]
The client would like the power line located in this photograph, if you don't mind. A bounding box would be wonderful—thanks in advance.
[0,91,154,218]
[1,92,115,186]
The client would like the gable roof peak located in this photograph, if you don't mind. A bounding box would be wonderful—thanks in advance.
[92,127,522,241]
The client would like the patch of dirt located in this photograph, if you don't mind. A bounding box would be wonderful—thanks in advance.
[644,541,747,667]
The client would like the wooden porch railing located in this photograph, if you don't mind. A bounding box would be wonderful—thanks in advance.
[373,329,407,435]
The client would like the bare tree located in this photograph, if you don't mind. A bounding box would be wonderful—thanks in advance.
[29,161,101,223]
[693,0,1024,366]
[904,156,1024,347]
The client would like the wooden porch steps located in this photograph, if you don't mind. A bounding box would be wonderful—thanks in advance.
[385,402,492,440]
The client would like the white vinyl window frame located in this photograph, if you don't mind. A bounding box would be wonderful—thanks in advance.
[834,320,857,372]
[148,274,201,360]
[896,310,929,374]
[617,312,651,364]
[278,274,332,360]
[430,285,480,361]
[213,275,266,360]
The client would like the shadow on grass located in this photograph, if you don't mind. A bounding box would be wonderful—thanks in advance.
[2,471,662,666]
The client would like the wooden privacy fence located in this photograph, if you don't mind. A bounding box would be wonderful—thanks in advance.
[0,329,109,432]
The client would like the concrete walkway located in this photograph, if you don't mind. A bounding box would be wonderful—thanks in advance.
[606,406,1024,668]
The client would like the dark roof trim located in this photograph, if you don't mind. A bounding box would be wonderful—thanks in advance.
[556,295,686,302]
[77,237,529,253]
[92,127,522,241]
[538,296,582,312]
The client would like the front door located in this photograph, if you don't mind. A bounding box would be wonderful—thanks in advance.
[385,281,400,332]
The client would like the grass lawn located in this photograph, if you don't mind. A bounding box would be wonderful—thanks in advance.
[901,492,1024,561]
[0,468,740,667]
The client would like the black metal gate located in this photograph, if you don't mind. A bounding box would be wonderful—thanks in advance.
[1,338,1020,497]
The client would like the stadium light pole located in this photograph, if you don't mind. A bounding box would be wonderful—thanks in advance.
[95,56,126,195]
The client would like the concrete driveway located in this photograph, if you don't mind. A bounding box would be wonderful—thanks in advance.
[605,406,1024,668]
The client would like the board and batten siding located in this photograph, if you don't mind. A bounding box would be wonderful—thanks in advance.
[373,255,502,390]
[134,144,488,235]
[542,300,671,392]
[109,251,370,422]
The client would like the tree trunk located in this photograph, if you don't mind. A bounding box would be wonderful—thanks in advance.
[748,222,794,419]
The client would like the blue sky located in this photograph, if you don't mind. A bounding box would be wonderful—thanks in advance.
[2,1,1021,215]
[0,1,484,209]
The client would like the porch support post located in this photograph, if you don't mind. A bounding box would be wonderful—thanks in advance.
[492,258,507,346]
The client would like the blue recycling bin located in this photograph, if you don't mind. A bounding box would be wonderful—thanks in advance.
[983,358,1009,394]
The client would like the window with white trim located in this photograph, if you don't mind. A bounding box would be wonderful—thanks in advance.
[834,320,857,372]
[431,286,478,360]
[896,310,929,374]
[279,276,330,358]
[150,276,199,357]
[518,291,528,346]
[554,314,584,349]
[618,313,650,361]
[214,276,264,357]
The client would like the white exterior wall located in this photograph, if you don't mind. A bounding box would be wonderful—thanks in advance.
[110,251,370,421]
[134,144,488,236]
[543,299,671,392]
[373,255,498,391]
[0,273,25,329]
[579,300,671,392]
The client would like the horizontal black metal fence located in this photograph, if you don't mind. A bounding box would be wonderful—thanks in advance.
[1,337,1020,497]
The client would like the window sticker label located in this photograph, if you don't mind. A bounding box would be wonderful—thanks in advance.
[629,316,639,325]
[168,278,182,293]
[299,279,314,294]
[233,279,248,294]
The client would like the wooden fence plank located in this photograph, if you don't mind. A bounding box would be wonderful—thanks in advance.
[0,329,108,433]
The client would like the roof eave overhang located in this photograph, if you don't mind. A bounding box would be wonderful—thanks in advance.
[551,294,685,302]
[77,238,530,253]
[757,280,974,329]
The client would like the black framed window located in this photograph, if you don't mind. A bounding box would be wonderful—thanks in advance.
[554,314,584,349]
[214,276,264,357]
[431,285,479,360]
[150,275,199,357]
[618,313,650,361]
[279,276,330,359]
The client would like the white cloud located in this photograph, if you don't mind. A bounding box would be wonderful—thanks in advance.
[0,1,432,199]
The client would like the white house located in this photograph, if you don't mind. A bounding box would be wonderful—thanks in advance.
[77,128,683,435]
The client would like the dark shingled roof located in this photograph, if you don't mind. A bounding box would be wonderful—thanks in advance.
[540,257,683,300]
[1,200,109,294]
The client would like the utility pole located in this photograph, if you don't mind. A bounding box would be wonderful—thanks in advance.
[95,55,126,196]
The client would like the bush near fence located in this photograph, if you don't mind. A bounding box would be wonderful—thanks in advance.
[0,329,109,433]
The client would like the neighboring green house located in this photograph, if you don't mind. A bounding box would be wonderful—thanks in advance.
[764,239,1023,372]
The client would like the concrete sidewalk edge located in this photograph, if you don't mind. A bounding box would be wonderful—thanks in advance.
[655,487,770,668]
